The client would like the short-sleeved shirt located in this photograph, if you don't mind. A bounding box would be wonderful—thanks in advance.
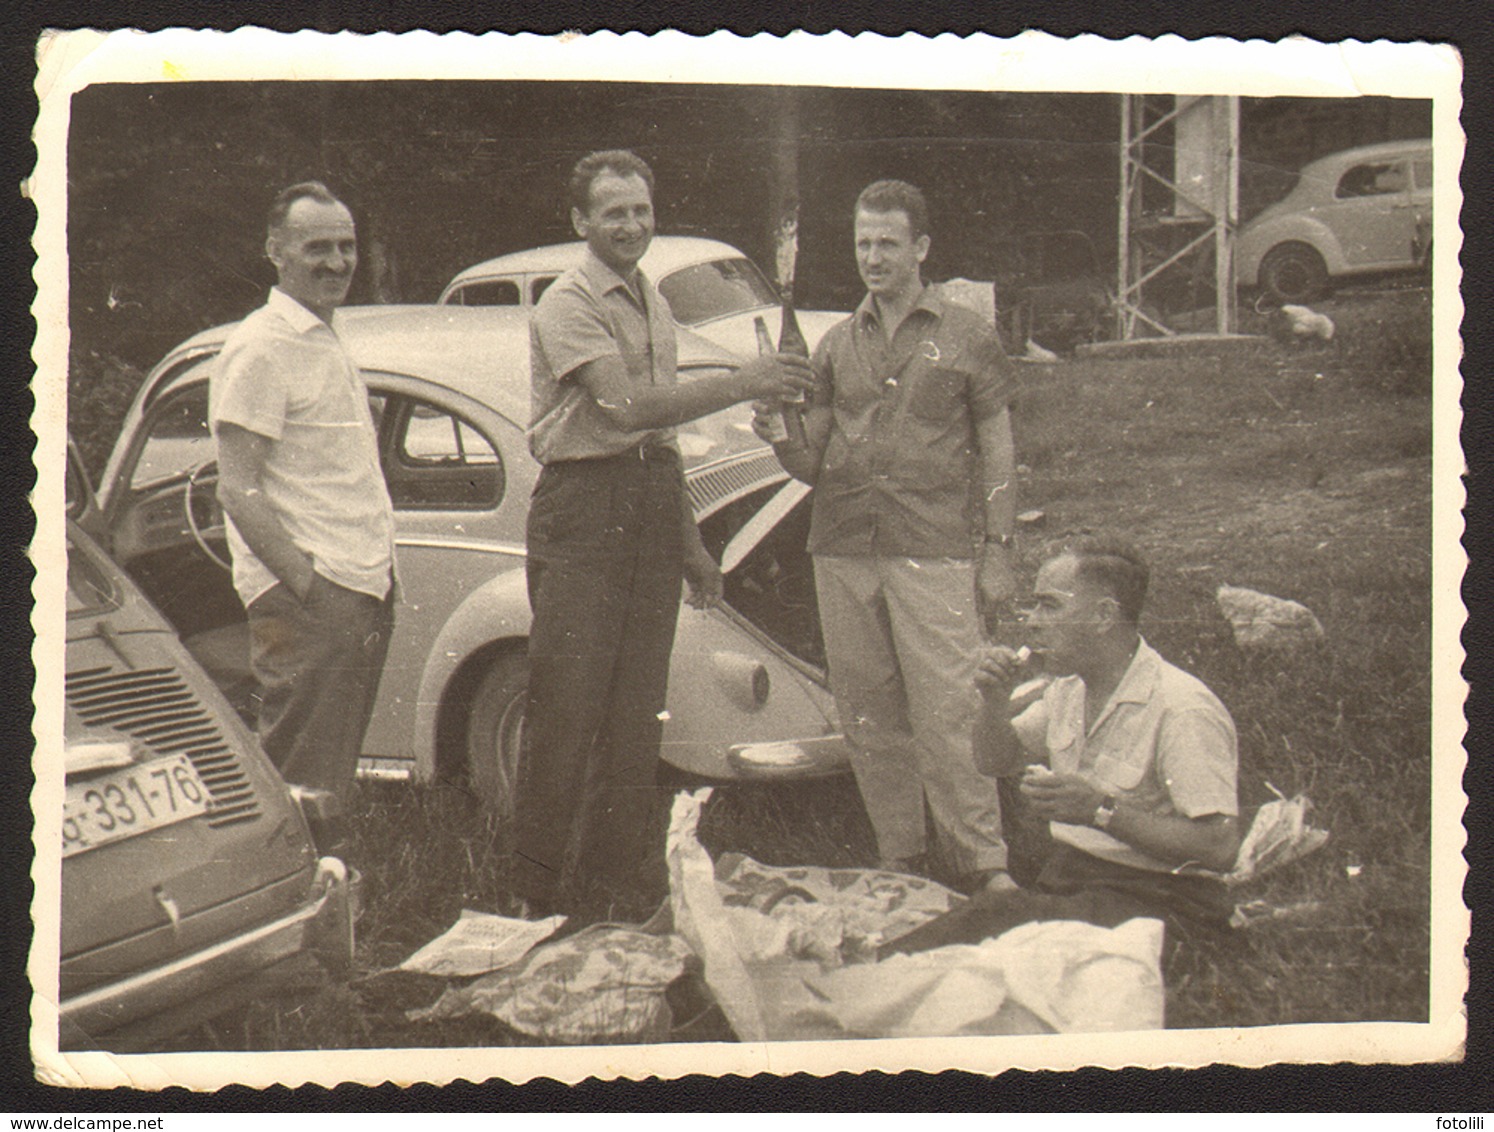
[528,250,679,464]
[209,287,396,607]
[807,285,1015,559]
[1011,638,1239,874]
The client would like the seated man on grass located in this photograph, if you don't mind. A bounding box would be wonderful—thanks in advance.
[884,537,1243,956]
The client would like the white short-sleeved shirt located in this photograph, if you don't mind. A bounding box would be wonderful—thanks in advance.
[528,250,679,464]
[209,287,396,607]
[1011,638,1239,874]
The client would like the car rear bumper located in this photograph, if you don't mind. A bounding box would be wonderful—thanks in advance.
[724,734,849,779]
[59,857,353,1049]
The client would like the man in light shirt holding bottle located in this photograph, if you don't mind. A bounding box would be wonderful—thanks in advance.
[515,150,813,917]
[756,179,1019,894]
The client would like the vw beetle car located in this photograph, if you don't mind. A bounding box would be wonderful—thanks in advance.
[1236,139,1433,304]
[60,448,353,1051]
[88,305,848,821]
[438,236,845,359]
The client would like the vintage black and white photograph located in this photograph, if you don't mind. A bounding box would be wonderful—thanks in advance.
[29,30,1465,1087]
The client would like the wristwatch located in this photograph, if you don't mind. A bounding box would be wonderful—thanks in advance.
[1092,794,1119,830]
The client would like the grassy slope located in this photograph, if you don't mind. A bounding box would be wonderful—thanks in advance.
[192,288,1435,1049]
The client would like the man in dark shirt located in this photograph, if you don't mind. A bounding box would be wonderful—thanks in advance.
[759,179,1018,892]
[515,150,813,916]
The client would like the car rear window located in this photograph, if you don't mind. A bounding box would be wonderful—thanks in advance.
[657,258,779,325]
[1336,161,1408,198]
[449,280,522,306]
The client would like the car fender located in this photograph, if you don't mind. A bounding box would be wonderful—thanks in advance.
[1236,213,1349,285]
[409,561,533,781]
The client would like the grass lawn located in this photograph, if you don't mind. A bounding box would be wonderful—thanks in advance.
[184,286,1437,1050]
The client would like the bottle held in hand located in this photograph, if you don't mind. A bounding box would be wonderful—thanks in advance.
[752,316,790,443]
[777,289,810,448]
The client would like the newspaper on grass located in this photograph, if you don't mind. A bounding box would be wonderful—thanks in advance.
[398,908,567,978]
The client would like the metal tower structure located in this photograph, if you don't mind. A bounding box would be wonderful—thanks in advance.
[1116,94,1240,340]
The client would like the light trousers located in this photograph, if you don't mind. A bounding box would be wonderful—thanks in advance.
[813,554,1007,873]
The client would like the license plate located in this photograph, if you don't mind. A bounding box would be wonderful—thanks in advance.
[63,753,212,858]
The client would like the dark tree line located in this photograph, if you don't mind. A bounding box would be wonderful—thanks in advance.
[64,80,1429,472]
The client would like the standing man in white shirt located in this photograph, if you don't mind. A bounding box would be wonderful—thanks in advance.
[209,181,397,827]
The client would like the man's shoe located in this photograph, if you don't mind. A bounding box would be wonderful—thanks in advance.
[966,868,1020,897]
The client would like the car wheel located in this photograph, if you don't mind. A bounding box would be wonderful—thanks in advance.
[464,650,529,823]
[1258,242,1330,305]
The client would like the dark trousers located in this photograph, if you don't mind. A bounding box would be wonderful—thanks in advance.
[882,843,1233,958]
[246,573,394,806]
[514,448,684,908]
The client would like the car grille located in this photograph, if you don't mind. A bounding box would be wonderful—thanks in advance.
[687,451,785,515]
[64,665,262,828]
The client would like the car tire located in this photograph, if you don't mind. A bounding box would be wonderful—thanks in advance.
[464,649,529,823]
[1258,242,1330,305]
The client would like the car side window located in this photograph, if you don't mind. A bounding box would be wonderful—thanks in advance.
[451,280,522,306]
[531,276,557,304]
[378,393,504,511]
[1336,161,1408,199]
[130,380,214,489]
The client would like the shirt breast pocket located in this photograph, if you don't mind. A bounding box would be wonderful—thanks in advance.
[1090,750,1150,792]
[1088,711,1156,791]
[908,365,967,423]
[1047,717,1081,774]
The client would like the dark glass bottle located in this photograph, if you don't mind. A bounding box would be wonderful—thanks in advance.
[777,288,809,448]
[752,316,789,443]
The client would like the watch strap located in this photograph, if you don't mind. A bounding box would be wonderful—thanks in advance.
[1093,794,1119,830]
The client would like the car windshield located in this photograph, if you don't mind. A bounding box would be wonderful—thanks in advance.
[131,374,214,490]
[66,532,120,617]
[657,258,780,325]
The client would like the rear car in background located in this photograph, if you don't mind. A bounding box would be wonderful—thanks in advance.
[1236,139,1433,304]
[61,452,353,1049]
[438,235,846,358]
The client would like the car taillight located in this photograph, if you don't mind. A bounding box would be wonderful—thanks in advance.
[64,738,137,779]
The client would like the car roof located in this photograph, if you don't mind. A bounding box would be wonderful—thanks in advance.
[1300,138,1432,175]
[445,235,747,291]
[151,303,743,430]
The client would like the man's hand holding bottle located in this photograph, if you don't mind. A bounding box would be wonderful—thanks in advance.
[735,351,814,403]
